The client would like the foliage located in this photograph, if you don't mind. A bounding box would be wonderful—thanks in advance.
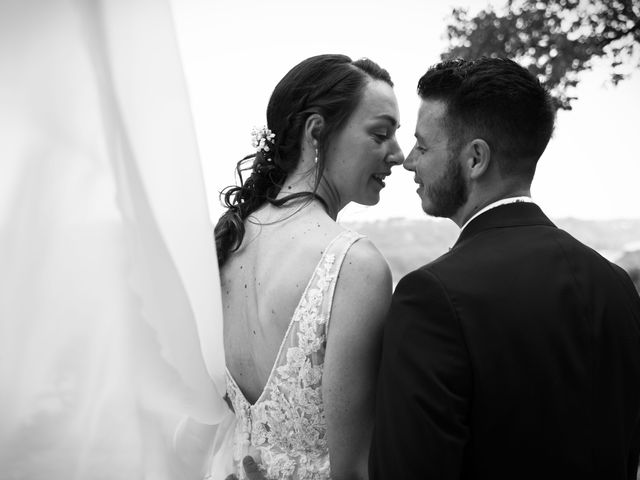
[442,0,640,110]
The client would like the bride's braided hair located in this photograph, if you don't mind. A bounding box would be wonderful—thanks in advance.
[214,54,392,267]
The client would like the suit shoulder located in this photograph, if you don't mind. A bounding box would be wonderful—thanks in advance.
[553,228,634,274]
[387,265,467,360]
[397,264,446,289]
[393,266,455,317]
[534,227,640,307]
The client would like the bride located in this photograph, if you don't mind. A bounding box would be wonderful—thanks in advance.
[211,54,404,479]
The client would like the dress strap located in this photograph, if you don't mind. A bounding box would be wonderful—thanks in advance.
[314,230,364,336]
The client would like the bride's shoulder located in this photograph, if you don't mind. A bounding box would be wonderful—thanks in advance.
[325,231,391,347]
[333,231,392,312]
[343,230,390,281]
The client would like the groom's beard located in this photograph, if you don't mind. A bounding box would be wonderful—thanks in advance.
[424,154,468,219]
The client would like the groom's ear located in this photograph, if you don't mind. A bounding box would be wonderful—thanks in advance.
[464,138,491,180]
[303,114,325,149]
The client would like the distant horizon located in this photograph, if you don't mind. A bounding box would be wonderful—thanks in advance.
[207,199,640,225]
[338,214,640,223]
[207,209,640,226]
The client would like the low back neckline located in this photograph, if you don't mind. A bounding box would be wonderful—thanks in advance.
[225,229,359,408]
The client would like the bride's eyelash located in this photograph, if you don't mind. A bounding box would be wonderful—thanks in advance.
[373,132,389,143]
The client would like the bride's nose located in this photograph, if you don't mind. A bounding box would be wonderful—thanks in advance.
[386,139,404,166]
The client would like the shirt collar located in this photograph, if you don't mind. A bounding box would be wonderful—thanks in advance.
[460,196,533,232]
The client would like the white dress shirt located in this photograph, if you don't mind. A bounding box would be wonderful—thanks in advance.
[460,196,534,232]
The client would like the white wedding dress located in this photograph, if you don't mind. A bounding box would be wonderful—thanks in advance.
[206,230,363,480]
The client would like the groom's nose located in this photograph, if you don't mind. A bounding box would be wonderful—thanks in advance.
[403,148,417,171]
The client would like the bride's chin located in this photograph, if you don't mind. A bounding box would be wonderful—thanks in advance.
[356,195,381,207]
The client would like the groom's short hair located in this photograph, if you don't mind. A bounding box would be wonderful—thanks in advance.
[418,57,555,181]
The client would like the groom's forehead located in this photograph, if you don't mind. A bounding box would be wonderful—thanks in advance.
[415,99,448,134]
[418,99,447,120]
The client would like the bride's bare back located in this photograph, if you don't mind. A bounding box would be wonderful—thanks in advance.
[222,202,345,404]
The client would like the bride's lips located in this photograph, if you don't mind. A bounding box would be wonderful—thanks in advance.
[372,171,391,187]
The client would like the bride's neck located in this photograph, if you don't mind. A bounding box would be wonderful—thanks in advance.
[277,171,341,221]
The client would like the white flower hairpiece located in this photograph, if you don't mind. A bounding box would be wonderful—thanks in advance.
[251,126,276,156]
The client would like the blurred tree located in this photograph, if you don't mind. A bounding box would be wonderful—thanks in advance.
[442,0,640,110]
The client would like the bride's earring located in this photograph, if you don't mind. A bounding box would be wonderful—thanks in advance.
[314,148,318,164]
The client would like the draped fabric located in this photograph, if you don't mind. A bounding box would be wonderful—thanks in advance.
[0,0,226,478]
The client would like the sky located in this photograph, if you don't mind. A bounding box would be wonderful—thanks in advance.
[170,0,640,223]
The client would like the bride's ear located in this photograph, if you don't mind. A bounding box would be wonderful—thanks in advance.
[303,114,325,149]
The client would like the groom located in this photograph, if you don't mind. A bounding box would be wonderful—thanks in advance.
[368,57,640,479]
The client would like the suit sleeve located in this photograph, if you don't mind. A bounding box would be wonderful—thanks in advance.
[369,268,471,480]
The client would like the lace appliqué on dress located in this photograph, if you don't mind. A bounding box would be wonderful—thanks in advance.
[222,231,361,480]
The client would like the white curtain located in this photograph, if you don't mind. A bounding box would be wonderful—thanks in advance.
[0,0,226,478]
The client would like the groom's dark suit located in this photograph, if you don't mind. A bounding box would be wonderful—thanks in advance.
[369,202,640,479]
